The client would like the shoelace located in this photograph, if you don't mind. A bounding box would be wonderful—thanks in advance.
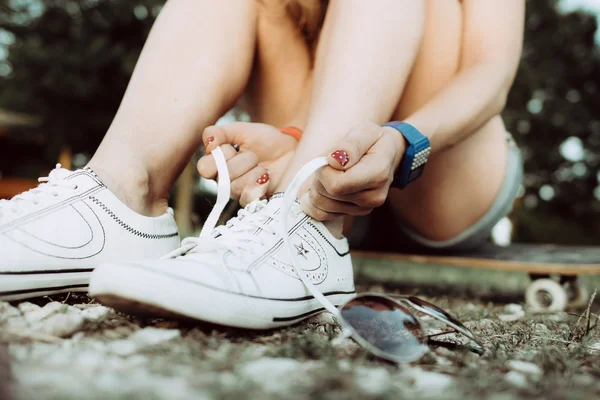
[166,146,342,317]
[163,147,275,260]
[0,164,78,218]
[165,199,281,260]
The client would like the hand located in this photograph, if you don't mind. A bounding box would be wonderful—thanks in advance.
[197,122,297,206]
[300,122,406,221]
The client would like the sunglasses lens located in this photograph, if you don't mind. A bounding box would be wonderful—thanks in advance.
[340,295,427,362]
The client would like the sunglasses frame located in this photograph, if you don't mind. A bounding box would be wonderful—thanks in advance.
[336,292,485,364]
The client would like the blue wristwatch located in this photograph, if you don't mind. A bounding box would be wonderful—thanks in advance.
[383,121,431,189]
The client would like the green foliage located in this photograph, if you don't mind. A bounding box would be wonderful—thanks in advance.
[504,0,600,242]
[0,0,165,157]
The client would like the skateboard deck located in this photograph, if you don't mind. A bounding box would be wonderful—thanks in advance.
[352,243,600,311]
[352,243,600,275]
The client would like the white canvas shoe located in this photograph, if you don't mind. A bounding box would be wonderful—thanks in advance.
[89,150,356,329]
[0,165,180,300]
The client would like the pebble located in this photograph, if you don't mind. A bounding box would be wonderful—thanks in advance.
[17,302,41,314]
[507,360,542,375]
[504,370,528,388]
[33,313,85,338]
[498,304,525,322]
[129,328,181,347]
[80,306,113,321]
[0,302,21,322]
[405,368,453,392]
[24,302,71,323]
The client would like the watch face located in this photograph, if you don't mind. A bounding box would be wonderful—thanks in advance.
[408,166,425,182]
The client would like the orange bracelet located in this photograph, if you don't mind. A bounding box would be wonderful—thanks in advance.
[278,126,303,141]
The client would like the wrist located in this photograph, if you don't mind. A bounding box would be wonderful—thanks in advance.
[382,126,407,172]
[278,126,303,142]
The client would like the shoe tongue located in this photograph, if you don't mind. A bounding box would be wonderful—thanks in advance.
[267,192,285,207]
[265,193,292,214]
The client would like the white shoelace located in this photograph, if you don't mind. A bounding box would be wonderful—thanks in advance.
[166,146,342,317]
[0,164,78,219]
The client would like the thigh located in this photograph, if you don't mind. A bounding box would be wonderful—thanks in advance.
[242,0,316,128]
[387,0,509,242]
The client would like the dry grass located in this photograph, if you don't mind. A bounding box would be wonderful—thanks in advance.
[4,259,600,399]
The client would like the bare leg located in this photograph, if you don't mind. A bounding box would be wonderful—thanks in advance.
[268,1,425,238]
[88,0,257,216]
[387,0,508,241]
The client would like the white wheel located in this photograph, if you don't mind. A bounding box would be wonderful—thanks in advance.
[564,281,590,309]
[525,279,568,312]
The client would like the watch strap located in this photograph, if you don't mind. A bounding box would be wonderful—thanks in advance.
[383,122,431,189]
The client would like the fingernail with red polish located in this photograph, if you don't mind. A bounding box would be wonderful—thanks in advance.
[331,150,349,167]
[256,173,270,185]
[205,136,215,147]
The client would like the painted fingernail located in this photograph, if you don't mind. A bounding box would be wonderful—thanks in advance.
[256,173,270,185]
[205,136,215,147]
[331,150,349,167]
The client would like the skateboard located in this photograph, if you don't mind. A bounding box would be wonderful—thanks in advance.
[352,243,600,312]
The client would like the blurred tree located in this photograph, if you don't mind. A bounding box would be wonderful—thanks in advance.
[504,0,600,244]
[1,0,600,243]
[0,0,165,162]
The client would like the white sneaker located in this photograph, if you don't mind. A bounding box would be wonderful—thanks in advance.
[90,194,356,329]
[0,165,180,300]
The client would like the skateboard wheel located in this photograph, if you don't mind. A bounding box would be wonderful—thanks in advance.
[525,279,568,312]
[564,281,590,309]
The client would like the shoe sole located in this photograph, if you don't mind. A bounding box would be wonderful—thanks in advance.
[90,263,355,330]
[0,270,91,301]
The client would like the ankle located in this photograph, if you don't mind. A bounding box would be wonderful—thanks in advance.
[87,161,168,217]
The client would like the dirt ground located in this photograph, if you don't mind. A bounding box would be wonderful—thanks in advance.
[1,258,599,400]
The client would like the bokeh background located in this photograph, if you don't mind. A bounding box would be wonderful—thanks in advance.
[0,0,599,244]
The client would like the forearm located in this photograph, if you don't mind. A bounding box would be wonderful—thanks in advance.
[404,62,514,152]
[281,0,425,179]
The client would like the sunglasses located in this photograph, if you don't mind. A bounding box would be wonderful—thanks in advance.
[336,293,484,363]
[278,156,484,363]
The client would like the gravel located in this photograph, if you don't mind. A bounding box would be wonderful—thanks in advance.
[1,284,599,400]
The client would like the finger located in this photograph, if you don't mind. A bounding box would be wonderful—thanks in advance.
[226,151,259,181]
[202,124,245,154]
[307,187,372,216]
[239,167,271,207]
[202,122,266,154]
[230,165,268,201]
[197,144,237,180]
[314,177,387,209]
[316,133,397,196]
[299,192,343,222]
[328,122,385,171]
